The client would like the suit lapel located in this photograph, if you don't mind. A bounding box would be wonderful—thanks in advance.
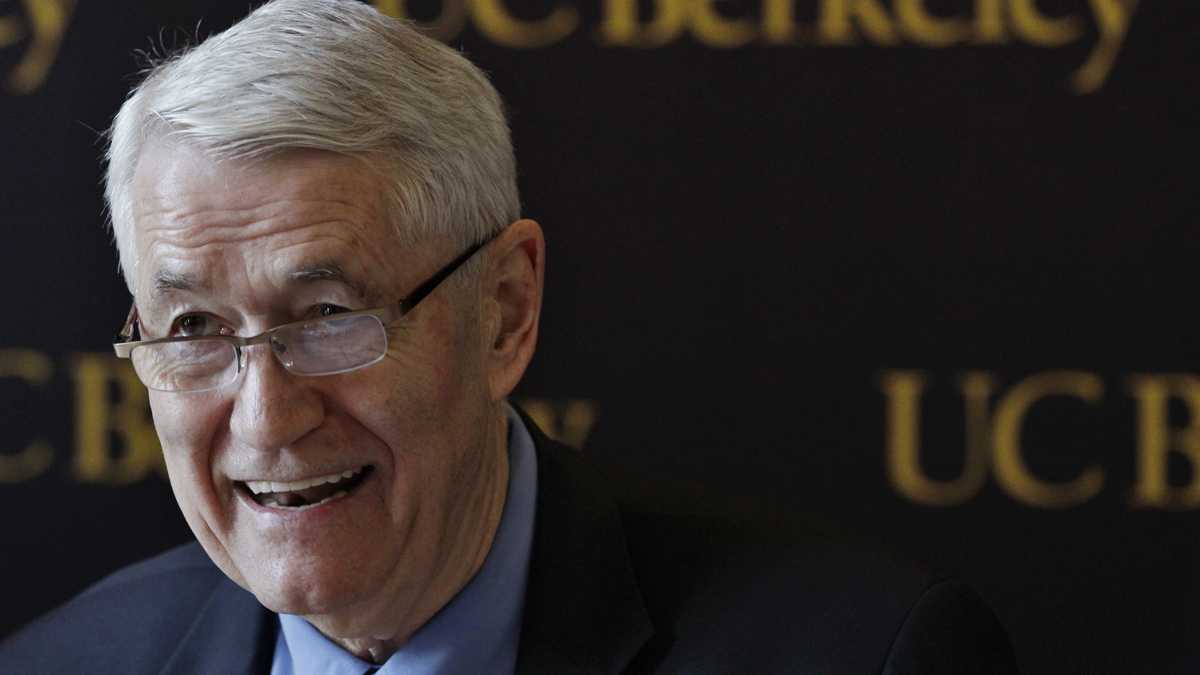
[159,575,276,675]
[516,415,654,675]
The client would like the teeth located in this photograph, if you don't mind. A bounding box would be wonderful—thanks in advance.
[260,490,349,511]
[244,466,365,495]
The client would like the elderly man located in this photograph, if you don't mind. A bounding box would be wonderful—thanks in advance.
[2,1,1018,673]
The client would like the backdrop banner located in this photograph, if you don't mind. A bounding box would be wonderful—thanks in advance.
[1,1,1197,673]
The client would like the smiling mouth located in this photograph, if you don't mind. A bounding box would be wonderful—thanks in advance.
[239,466,373,509]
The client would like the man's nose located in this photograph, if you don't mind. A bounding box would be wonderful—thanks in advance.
[228,344,324,451]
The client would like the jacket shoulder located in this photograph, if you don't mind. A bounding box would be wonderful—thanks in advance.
[0,543,228,673]
[881,579,1018,675]
[523,414,1017,674]
[616,505,1016,674]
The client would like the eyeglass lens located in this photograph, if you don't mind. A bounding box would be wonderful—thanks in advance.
[129,313,389,392]
[274,314,388,376]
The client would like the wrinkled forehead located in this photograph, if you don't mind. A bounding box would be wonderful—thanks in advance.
[125,140,408,312]
[127,137,390,233]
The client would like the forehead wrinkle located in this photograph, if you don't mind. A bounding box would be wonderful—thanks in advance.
[137,221,376,296]
[131,141,386,238]
[138,201,377,248]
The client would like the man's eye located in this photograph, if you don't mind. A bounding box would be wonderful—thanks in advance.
[314,303,350,318]
[171,314,221,337]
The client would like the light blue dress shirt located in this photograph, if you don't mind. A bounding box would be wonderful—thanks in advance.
[269,405,539,675]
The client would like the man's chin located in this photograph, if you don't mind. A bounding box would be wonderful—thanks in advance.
[225,556,371,618]
[252,578,359,618]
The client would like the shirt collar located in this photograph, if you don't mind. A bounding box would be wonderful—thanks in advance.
[274,403,539,675]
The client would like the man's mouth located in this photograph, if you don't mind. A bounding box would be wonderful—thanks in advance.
[239,466,373,510]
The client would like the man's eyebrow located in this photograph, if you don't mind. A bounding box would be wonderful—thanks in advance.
[152,270,204,295]
[289,262,368,298]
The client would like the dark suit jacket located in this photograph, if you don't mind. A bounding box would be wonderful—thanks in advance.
[1,419,1019,674]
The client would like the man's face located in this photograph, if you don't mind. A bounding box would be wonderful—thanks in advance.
[127,141,507,637]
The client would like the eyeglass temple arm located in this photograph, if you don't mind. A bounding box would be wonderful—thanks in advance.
[117,304,140,342]
[397,239,486,314]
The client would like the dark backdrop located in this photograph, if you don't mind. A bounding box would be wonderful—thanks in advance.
[2,1,1198,673]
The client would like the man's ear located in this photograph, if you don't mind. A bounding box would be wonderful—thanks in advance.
[483,219,544,401]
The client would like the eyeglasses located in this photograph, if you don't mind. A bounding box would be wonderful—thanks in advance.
[113,237,491,393]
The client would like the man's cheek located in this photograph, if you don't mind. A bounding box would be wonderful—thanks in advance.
[149,393,222,450]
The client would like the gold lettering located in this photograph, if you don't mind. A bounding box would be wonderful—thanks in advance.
[70,353,163,484]
[373,0,469,42]
[516,398,598,449]
[973,0,1006,43]
[817,0,899,46]
[991,371,1104,508]
[1072,0,1138,93]
[762,0,797,44]
[1008,0,1083,47]
[7,0,76,94]
[1128,375,1200,509]
[894,0,970,47]
[472,0,578,48]
[881,371,989,506]
[0,349,55,483]
[688,0,756,48]
[0,14,23,47]
[597,0,687,47]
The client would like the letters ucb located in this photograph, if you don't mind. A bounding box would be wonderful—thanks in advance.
[883,370,1200,510]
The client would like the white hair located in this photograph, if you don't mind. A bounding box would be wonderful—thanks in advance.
[105,0,519,284]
